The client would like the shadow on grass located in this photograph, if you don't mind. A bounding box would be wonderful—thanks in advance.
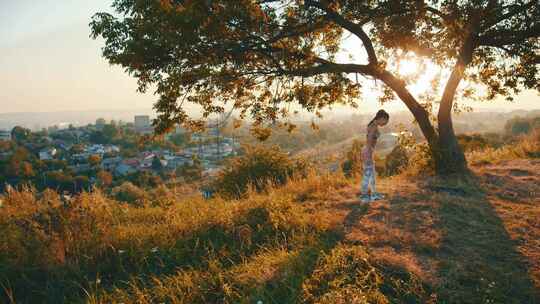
[334,199,370,237]
[395,176,539,303]
[435,192,538,303]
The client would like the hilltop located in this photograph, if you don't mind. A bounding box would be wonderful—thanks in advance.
[1,133,539,303]
[315,158,540,303]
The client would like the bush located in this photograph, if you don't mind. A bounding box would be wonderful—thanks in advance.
[341,139,364,178]
[213,145,308,199]
[505,117,532,136]
[383,145,409,176]
[457,134,491,152]
[468,129,540,164]
[401,142,436,176]
[111,182,148,205]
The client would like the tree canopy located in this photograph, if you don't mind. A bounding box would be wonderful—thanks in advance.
[91,0,539,173]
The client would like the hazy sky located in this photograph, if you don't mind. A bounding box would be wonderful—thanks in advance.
[0,1,538,115]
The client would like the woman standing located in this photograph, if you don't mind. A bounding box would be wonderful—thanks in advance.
[359,110,389,203]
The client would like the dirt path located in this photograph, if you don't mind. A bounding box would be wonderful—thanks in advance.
[311,159,540,302]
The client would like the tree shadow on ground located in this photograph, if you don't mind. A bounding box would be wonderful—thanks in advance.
[433,191,538,303]
[386,177,540,303]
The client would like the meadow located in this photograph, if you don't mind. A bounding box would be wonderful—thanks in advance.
[1,131,539,303]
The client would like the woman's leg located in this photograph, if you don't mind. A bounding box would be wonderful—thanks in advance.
[369,165,376,193]
[361,164,374,194]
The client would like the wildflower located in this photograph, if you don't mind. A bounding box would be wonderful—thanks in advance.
[96,278,101,284]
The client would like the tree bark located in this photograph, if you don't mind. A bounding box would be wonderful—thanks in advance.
[436,65,468,175]
[434,32,476,175]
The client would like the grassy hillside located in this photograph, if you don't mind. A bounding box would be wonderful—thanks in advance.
[1,133,539,303]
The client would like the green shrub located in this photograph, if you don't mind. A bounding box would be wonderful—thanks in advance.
[505,117,532,136]
[341,139,364,178]
[457,134,490,152]
[213,145,308,199]
[383,145,409,177]
[403,142,435,176]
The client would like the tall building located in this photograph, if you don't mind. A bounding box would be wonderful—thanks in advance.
[96,118,106,130]
[134,115,152,134]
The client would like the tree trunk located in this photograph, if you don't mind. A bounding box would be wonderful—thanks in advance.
[433,123,468,175]
[435,55,471,175]
[378,69,468,176]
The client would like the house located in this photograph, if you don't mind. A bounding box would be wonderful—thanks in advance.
[115,163,136,176]
[191,133,203,142]
[140,154,156,169]
[170,156,194,169]
[87,144,106,155]
[134,115,151,132]
[123,158,140,167]
[101,156,122,171]
[68,164,91,173]
[39,148,57,160]
[104,145,120,154]
[159,159,168,168]
[71,153,90,163]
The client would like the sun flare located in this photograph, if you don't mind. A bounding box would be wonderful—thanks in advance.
[398,59,420,76]
[398,58,443,96]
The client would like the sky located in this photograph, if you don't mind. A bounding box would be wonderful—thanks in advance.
[0,1,538,115]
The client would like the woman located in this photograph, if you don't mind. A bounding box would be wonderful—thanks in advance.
[359,109,389,203]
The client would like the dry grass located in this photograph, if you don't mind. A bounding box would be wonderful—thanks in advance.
[331,159,540,303]
[1,171,419,304]
[1,134,539,303]
[468,130,540,165]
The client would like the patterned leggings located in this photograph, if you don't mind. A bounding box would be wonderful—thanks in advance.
[361,163,376,194]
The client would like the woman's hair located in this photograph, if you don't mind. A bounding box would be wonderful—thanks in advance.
[368,109,389,126]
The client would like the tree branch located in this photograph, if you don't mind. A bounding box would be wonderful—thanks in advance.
[478,23,540,47]
[278,62,373,77]
[304,0,378,65]
[375,69,438,146]
[425,6,452,24]
[482,1,537,30]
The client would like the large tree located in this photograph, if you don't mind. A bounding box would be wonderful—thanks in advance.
[90,0,539,174]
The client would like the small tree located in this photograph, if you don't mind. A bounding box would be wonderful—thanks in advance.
[103,124,120,141]
[96,170,113,187]
[11,126,31,143]
[151,156,163,172]
[70,144,85,155]
[341,139,364,178]
[112,182,148,204]
[88,155,102,168]
[505,117,532,135]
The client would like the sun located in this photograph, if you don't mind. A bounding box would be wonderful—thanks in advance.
[398,59,419,76]
[398,58,443,96]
